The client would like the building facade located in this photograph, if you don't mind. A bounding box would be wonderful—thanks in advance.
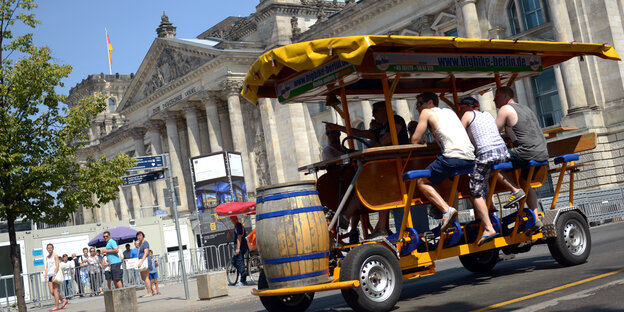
[70,0,624,225]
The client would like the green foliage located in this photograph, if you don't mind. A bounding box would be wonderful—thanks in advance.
[0,0,134,225]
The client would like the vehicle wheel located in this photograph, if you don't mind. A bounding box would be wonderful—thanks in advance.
[459,249,499,273]
[257,270,314,312]
[340,244,402,312]
[247,254,262,283]
[547,211,591,266]
[226,262,238,286]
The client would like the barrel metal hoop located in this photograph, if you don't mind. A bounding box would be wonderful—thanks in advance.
[263,251,330,264]
[267,269,329,283]
[256,206,324,221]
[256,190,319,203]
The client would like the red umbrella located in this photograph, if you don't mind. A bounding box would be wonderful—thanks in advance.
[216,202,256,216]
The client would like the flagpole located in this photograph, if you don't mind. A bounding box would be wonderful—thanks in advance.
[105,28,112,75]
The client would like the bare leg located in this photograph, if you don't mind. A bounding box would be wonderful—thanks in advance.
[141,271,152,295]
[416,178,450,213]
[154,279,159,294]
[497,172,521,193]
[472,197,496,237]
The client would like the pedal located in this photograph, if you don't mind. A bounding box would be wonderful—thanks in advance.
[423,231,435,241]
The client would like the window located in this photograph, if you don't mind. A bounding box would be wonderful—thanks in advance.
[444,29,458,37]
[532,68,562,127]
[108,98,116,113]
[507,0,550,35]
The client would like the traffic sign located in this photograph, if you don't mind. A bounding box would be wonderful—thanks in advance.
[122,170,165,186]
[129,155,164,171]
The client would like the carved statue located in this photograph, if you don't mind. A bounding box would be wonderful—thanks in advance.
[141,48,207,99]
[291,16,301,37]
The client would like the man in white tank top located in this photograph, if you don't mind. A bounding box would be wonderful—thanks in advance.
[412,93,475,231]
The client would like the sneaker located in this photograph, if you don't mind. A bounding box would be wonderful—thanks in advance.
[529,217,544,235]
[349,229,360,244]
[234,281,248,286]
[369,229,388,239]
[440,207,458,232]
[504,190,526,208]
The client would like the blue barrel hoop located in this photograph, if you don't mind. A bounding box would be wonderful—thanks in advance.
[255,206,324,221]
[256,190,319,203]
[267,269,329,283]
[263,251,330,265]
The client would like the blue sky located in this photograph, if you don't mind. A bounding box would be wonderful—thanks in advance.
[19,0,258,95]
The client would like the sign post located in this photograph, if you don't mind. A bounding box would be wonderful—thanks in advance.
[165,153,189,300]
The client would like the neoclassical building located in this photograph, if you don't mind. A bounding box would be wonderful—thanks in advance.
[70,0,624,226]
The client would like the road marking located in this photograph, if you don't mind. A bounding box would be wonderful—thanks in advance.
[471,267,624,312]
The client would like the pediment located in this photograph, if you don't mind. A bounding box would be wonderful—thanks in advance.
[119,39,217,112]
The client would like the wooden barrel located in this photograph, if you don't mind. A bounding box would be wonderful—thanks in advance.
[256,181,330,289]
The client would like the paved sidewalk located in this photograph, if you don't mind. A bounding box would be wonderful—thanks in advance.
[29,279,259,312]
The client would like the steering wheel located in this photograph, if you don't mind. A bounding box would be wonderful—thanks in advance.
[341,136,372,153]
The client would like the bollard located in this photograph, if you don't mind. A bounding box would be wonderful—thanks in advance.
[197,271,228,300]
[104,287,138,312]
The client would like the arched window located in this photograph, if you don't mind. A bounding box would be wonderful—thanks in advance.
[108,98,116,113]
[507,0,551,35]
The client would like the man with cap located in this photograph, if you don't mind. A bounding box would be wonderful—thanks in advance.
[459,96,509,245]
[230,216,248,286]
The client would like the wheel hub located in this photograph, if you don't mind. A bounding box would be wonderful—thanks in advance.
[360,258,394,302]
[563,220,586,256]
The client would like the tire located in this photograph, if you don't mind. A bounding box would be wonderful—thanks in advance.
[247,254,262,283]
[459,249,499,273]
[547,211,591,266]
[226,262,238,286]
[340,244,402,312]
[257,270,315,312]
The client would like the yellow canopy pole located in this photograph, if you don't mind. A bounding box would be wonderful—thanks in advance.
[507,72,519,87]
[494,72,502,88]
[381,75,399,146]
[339,81,355,150]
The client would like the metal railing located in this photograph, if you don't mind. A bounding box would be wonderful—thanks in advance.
[2,244,238,310]
[538,186,624,224]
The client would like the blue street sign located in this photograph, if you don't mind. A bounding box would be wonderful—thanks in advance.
[122,170,165,186]
[129,155,164,171]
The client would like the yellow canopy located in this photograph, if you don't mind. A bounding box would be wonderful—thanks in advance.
[241,35,620,104]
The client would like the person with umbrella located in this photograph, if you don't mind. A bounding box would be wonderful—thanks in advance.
[100,231,123,288]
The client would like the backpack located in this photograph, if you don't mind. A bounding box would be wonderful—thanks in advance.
[246,228,257,251]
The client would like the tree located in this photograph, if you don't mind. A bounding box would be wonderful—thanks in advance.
[0,1,134,310]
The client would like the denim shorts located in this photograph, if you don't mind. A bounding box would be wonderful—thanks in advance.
[149,272,158,280]
[426,155,474,185]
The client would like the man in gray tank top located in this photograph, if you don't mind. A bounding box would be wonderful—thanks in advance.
[494,86,548,231]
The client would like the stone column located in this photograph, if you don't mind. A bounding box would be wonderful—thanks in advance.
[547,0,596,128]
[118,186,130,221]
[130,127,153,218]
[202,93,224,153]
[458,0,481,38]
[183,105,202,158]
[360,100,373,128]
[553,64,569,116]
[197,109,211,155]
[146,120,167,213]
[164,112,189,214]
[258,98,286,184]
[218,101,234,151]
[224,80,255,192]
[394,99,412,123]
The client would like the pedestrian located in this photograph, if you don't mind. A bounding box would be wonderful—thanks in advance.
[230,216,248,286]
[148,250,160,295]
[122,244,132,259]
[79,248,90,296]
[45,244,68,311]
[136,231,153,297]
[87,247,100,296]
[131,241,139,258]
[70,253,82,296]
[59,254,75,300]
[100,230,123,289]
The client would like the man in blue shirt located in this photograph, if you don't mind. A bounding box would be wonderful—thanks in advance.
[101,231,123,288]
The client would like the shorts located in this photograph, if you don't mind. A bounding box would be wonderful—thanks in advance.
[149,272,158,280]
[105,271,112,281]
[426,155,474,185]
[110,263,123,281]
[47,275,54,282]
[470,147,510,198]
[509,149,547,180]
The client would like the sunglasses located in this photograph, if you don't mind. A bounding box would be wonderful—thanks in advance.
[103,235,109,238]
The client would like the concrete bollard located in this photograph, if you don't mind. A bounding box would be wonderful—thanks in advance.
[197,271,228,300]
[104,287,138,312]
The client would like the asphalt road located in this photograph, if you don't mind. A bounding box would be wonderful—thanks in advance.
[210,222,624,312]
